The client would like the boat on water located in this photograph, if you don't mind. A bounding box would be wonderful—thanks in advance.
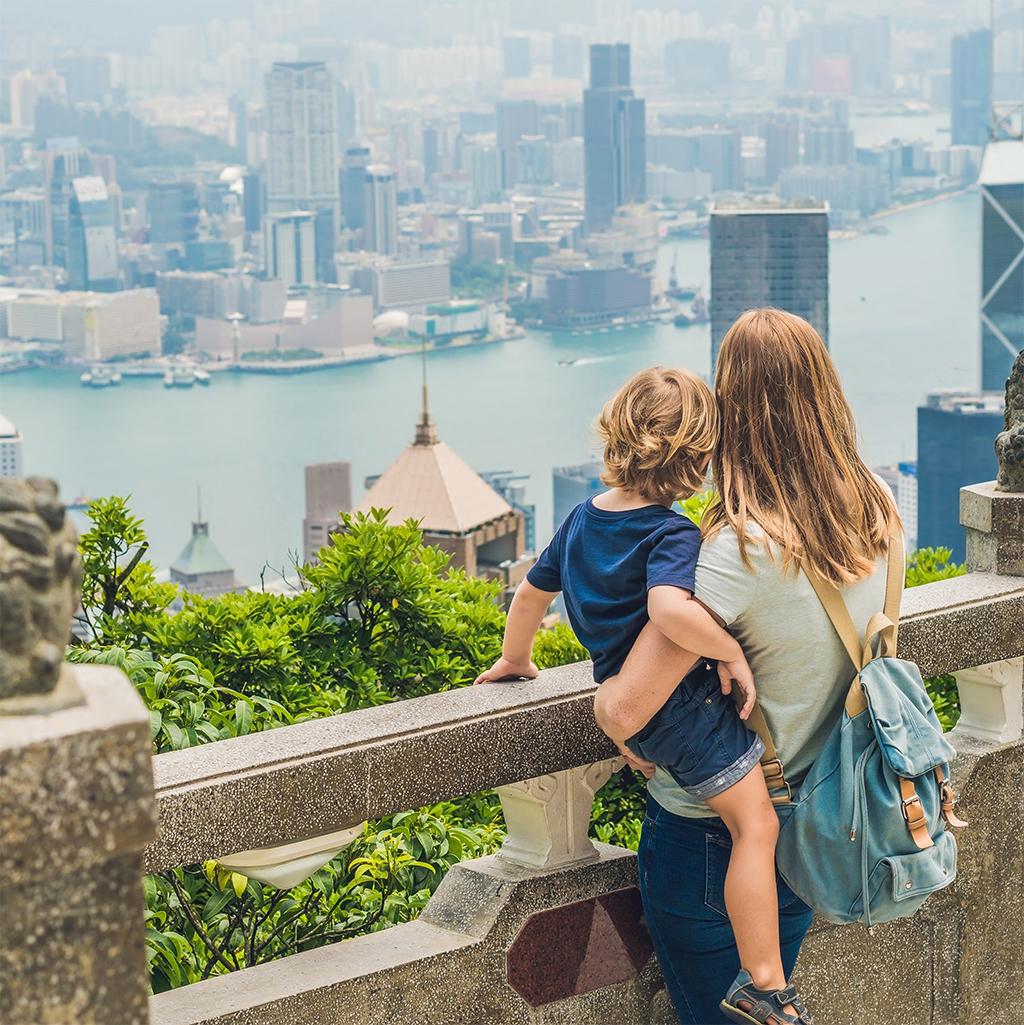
[557,358,580,367]
[80,367,122,388]
[68,493,91,511]
[164,366,197,388]
[194,369,211,386]
[673,289,710,329]
[666,251,700,300]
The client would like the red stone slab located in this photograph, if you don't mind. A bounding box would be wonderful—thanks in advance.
[506,887,654,1007]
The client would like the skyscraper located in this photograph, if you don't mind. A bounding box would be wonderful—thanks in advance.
[66,176,119,291]
[552,461,605,530]
[148,182,200,245]
[709,200,829,369]
[44,141,92,267]
[263,211,317,287]
[265,62,340,230]
[917,391,1003,560]
[951,30,992,147]
[979,140,1024,392]
[364,165,398,256]
[303,461,353,564]
[496,100,539,190]
[340,145,370,232]
[583,43,646,233]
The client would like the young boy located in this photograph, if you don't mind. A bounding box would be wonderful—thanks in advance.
[476,367,806,1025]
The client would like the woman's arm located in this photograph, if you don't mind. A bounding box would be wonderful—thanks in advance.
[593,621,700,747]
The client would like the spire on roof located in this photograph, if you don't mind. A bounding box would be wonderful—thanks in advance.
[414,339,439,446]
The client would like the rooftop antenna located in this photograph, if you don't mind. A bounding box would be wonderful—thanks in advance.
[414,338,438,446]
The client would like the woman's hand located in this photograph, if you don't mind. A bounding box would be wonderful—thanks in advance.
[474,656,538,685]
[717,656,756,720]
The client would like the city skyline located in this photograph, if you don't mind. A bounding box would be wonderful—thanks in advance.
[1,0,1022,575]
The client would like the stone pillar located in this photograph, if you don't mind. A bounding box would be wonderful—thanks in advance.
[0,479,156,1024]
[953,657,1024,746]
[496,758,623,870]
[960,483,1024,576]
[0,663,157,1024]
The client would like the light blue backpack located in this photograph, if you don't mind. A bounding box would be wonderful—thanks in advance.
[751,538,967,928]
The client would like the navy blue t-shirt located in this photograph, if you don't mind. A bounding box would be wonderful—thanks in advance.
[526,498,701,683]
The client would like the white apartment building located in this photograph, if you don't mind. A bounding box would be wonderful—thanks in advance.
[0,415,23,477]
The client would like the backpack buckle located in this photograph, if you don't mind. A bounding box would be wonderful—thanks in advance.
[761,758,792,802]
[901,793,926,829]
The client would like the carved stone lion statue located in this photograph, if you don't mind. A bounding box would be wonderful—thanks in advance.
[0,477,83,712]
[996,349,1024,493]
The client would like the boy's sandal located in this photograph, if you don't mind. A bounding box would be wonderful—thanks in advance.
[720,970,814,1025]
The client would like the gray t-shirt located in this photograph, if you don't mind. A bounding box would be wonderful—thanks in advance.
[648,523,895,818]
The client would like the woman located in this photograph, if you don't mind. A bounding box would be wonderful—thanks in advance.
[594,308,901,1025]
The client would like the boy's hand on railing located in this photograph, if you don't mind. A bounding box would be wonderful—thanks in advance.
[474,656,539,685]
[718,656,756,720]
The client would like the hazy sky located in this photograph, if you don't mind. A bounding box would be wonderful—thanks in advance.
[3,0,998,55]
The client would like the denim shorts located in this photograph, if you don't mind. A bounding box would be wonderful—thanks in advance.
[625,660,764,800]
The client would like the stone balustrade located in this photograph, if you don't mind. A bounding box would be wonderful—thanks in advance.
[2,492,1023,1025]
[140,572,1022,1025]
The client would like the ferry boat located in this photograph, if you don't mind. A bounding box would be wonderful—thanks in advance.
[194,369,211,386]
[68,493,92,511]
[164,366,197,388]
[80,367,122,388]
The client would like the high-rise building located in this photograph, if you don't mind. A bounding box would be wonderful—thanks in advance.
[66,177,118,291]
[552,460,605,530]
[496,100,539,190]
[664,40,731,95]
[553,34,585,79]
[917,391,1003,560]
[340,145,370,232]
[303,461,353,564]
[263,211,317,287]
[0,415,24,478]
[44,141,92,266]
[503,35,532,79]
[897,461,918,552]
[803,124,855,166]
[148,182,200,246]
[710,200,829,370]
[265,62,340,231]
[761,117,800,186]
[583,43,645,233]
[951,30,992,147]
[364,165,398,256]
[979,140,1024,392]
[242,173,264,233]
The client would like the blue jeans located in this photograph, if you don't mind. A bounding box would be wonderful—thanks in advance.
[638,795,813,1025]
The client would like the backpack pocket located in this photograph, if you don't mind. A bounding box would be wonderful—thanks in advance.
[849,830,958,923]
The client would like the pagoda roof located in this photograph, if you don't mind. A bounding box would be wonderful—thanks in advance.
[356,436,512,535]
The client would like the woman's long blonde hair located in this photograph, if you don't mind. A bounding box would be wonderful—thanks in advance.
[703,308,900,585]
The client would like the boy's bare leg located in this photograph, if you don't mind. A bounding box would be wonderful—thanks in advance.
[705,768,795,1012]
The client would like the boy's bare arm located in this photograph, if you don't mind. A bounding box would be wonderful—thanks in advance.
[648,585,742,661]
[474,579,558,684]
[647,585,756,717]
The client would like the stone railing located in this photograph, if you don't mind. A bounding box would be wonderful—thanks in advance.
[3,484,1023,1025]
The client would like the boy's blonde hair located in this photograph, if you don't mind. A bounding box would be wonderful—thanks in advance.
[597,366,719,504]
